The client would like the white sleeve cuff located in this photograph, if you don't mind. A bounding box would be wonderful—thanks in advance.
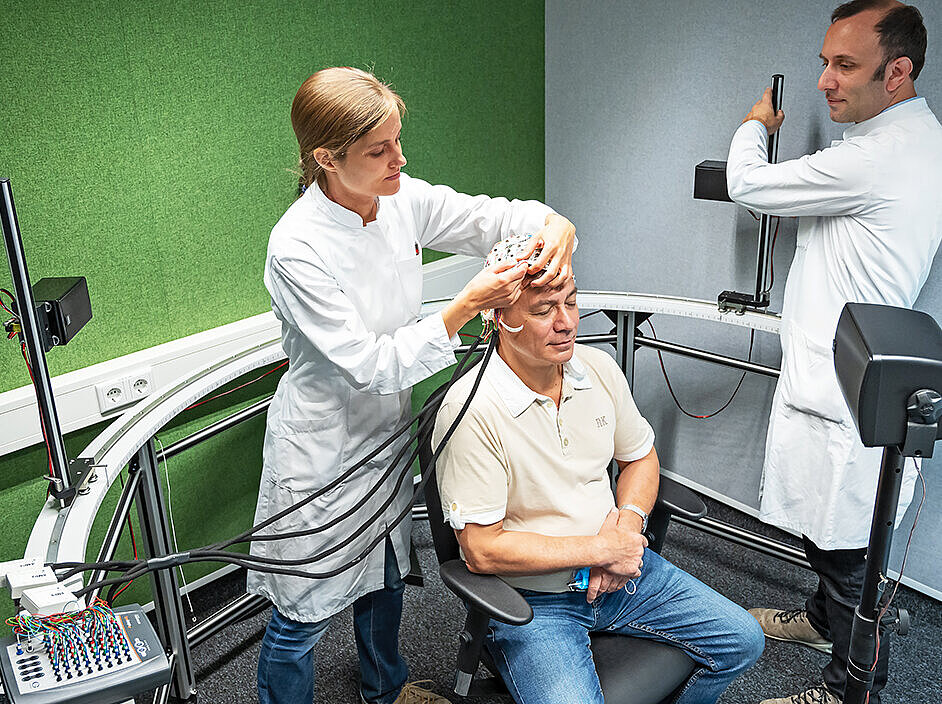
[443,501,506,530]
[614,429,655,463]
[421,311,459,358]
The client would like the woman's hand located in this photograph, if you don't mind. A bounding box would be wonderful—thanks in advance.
[518,213,576,287]
[441,260,528,338]
[462,259,529,311]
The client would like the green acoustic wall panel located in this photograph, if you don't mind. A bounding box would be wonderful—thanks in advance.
[0,0,544,621]
[0,0,545,394]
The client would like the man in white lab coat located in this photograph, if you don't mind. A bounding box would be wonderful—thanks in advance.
[725,2,942,703]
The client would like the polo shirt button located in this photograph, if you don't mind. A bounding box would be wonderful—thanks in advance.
[563,438,569,447]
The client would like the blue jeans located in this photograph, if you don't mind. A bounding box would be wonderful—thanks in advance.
[257,540,409,704]
[486,548,764,704]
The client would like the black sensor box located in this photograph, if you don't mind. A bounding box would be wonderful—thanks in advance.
[31,276,92,350]
[694,160,733,202]
[834,302,942,448]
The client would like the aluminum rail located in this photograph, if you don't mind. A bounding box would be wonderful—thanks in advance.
[25,340,286,565]
[424,290,782,333]
[187,592,270,648]
[159,396,272,462]
[25,291,782,573]
[635,334,780,378]
[672,515,810,569]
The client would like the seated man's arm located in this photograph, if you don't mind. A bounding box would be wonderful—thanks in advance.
[584,446,659,600]
[455,515,645,579]
[433,399,645,597]
[614,446,659,533]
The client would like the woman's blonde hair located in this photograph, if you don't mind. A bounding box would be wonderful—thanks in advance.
[291,67,405,191]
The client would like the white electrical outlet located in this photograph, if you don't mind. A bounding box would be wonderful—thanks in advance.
[95,378,131,413]
[126,367,155,399]
[93,367,154,414]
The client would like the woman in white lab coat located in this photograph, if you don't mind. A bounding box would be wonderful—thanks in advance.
[249,67,575,704]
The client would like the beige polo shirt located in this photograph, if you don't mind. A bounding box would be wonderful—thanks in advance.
[432,344,655,592]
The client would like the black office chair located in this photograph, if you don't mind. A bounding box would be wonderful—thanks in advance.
[417,381,709,704]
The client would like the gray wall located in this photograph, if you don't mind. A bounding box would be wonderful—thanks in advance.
[546,0,942,598]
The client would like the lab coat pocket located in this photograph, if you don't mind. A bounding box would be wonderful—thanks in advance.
[779,323,848,423]
[270,409,347,494]
[395,255,423,319]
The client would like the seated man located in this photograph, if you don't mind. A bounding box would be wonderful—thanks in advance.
[432,256,764,704]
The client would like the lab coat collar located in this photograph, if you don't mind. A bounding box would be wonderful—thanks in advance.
[310,180,380,229]
[843,97,927,139]
[487,346,592,418]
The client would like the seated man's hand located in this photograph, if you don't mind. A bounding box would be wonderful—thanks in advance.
[595,509,647,584]
[586,566,628,603]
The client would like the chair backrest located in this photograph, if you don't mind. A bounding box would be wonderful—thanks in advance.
[418,382,462,564]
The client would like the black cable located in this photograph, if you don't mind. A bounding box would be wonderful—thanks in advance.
[192,336,496,578]
[204,334,485,552]
[234,405,438,546]
[75,564,149,596]
[57,560,141,581]
[73,334,496,596]
[59,335,487,577]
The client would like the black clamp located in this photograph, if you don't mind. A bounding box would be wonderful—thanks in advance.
[717,290,770,315]
[880,606,910,638]
[902,389,942,458]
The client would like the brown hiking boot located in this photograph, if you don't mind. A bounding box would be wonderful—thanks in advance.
[749,607,833,654]
[760,684,842,704]
[392,681,452,704]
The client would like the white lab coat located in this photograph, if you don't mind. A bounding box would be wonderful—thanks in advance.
[727,98,942,549]
[247,173,554,622]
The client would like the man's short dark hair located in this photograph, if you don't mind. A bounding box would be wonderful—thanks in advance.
[831,0,927,80]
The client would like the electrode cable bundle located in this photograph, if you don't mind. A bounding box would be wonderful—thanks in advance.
[52,332,497,600]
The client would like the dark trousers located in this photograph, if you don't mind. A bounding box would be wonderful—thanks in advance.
[802,536,889,703]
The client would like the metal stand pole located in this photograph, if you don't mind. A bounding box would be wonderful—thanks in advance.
[133,439,197,702]
[843,446,904,704]
[615,311,637,389]
[0,178,72,504]
[752,75,784,306]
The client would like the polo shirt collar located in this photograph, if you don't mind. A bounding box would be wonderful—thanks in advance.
[309,180,380,229]
[487,347,593,418]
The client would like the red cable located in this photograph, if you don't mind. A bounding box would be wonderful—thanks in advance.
[185,361,288,411]
[765,217,782,292]
[647,321,754,419]
[110,473,140,603]
[0,288,16,317]
[3,287,18,336]
[869,461,927,684]
[20,342,54,478]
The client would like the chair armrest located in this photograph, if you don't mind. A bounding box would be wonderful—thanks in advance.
[655,475,707,521]
[439,560,533,625]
